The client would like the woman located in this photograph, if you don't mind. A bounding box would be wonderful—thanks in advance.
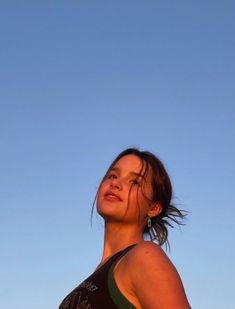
[59,148,191,308]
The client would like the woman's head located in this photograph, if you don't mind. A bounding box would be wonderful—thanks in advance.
[95,148,186,247]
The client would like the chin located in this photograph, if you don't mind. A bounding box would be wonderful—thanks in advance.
[97,208,122,222]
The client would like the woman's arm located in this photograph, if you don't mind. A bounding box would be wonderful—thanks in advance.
[128,242,191,309]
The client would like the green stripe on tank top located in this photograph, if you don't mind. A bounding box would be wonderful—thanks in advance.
[108,262,136,309]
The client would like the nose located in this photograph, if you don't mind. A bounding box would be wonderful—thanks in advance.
[110,178,122,190]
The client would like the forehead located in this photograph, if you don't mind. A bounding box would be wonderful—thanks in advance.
[112,154,150,177]
[113,154,142,170]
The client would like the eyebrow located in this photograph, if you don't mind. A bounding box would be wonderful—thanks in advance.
[109,167,145,179]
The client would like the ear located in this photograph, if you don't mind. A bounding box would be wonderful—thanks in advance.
[147,202,162,218]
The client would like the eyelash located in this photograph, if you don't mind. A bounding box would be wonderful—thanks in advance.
[107,173,117,179]
[130,179,140,185]
[107,174,140,185]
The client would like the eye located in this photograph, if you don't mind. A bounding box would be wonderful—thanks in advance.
[130,179,140,186]
[107,173,117,179]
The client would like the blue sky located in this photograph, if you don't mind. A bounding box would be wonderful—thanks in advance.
[1,1,235,308]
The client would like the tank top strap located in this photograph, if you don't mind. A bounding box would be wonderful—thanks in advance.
[108,244,136,309]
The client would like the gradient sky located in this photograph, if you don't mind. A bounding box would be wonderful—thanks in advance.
[1,1,235,308]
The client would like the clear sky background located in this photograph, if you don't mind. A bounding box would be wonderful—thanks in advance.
[1,1,235,308]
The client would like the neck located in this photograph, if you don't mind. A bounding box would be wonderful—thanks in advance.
[99,221,144,265]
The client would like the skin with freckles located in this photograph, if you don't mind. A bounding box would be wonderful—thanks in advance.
[96,154,191,309]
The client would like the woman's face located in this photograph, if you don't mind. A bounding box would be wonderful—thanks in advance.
[97,154,155,228]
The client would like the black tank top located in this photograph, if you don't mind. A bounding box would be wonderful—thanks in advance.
[59,245,136,309]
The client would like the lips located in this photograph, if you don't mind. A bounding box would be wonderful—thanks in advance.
[104,191,122,201]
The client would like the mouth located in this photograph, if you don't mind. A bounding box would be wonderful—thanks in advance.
[104,191,122,201]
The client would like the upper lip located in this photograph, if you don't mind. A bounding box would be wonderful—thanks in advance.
[104,190,123,201]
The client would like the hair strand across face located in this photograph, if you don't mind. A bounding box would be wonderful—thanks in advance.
[91,148,187,250]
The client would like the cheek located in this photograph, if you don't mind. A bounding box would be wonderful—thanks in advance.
[96,183,105,203]
[96,180,110,206]
[136,187,152,208]
[142,182,153,200]
[128,188,146,210]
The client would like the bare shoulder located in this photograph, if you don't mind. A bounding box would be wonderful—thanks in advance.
[127,240,172,268]
[125,240,180,288]
[122,241,191,309]
[132,240,165,254]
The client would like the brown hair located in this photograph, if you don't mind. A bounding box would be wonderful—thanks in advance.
[92,148,186,248]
